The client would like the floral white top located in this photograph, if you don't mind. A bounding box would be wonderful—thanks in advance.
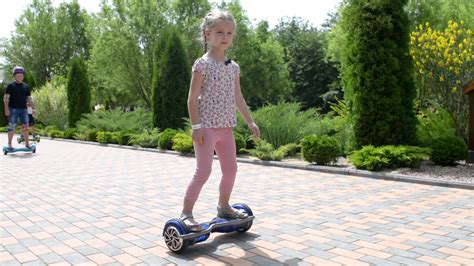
[192,54,240,128]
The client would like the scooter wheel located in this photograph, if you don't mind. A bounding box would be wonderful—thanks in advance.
[232,203,253,233]
[163,219,189,253]
[4,150,7,155]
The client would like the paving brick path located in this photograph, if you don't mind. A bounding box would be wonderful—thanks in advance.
[1,136,473,265]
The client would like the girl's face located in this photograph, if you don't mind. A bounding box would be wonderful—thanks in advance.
[205,20,235,51]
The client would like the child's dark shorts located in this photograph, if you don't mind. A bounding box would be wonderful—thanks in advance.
[28,114,35,126]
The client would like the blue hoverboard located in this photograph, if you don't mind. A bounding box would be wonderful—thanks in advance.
[163,203,254,253]
[3,144,36,155]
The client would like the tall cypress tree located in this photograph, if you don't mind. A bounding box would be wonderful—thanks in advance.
[67,57,91,127]
[341,0,417,147]
[152,29,190,130]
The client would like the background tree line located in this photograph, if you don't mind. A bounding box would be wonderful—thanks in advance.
[1,0,471,148]
[1,0,340,114]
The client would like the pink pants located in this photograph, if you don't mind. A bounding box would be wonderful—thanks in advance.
[184,128,237,204]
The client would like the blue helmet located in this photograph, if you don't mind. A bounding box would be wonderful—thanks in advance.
[12,66,25,75]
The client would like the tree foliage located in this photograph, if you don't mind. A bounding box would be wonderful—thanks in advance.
[152,29,190,129]
[170,0,212,63]
[406,0,474,30]
[409,20,472,141]
[32,80,69,130]
[67,57,91,127]
[223,1,293,108]
[1,0,90,86]
[275,17,340,111]
[340,0,417,147]
[88,0,169,108]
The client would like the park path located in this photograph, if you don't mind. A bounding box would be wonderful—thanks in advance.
[1,135,473,265]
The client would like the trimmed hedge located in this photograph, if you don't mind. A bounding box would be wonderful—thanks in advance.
[158,128,178,150]
[172,133,193,154]
[430,136,468,166]
[301,135,340,165]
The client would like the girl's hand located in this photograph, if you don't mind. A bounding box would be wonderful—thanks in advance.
[248,122,260,138]
[5,109,10,117]
[192,129,204,144]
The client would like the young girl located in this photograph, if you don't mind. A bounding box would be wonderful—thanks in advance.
[181,11,260,231]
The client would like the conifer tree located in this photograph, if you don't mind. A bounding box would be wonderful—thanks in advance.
[67,57,91,127]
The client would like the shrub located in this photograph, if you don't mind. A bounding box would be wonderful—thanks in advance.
[97,131,115,144]
[349,145,429,171]
[86,130,99,142]
[430,136,468,166]
[245,139,297,161]
[243,103,329,148]
[172,133,194,154]
[301,135,341,165]
[273,143,299,160]
[49,129,63,138]
[129,129,160,148]
[32,80,68,130]
[76,109,152,134]
[116,130,133,145]
[158,128,179,150]
[63,128,77,139]
[234,132,246,154]
[0,88,7,127]
[44,125,60,136]
[417,108,457,147]
[0,126,7,132]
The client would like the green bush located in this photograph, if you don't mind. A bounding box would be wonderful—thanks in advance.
[301,135,341,165]
[241,103,332,149]
[129,129,160,148]
[97,131,115,144]
[0,126,7,132]
[172,133,194,154]
[86,130,99,142]
[63,128,77,139]
[430,136,468,166]
[417,108,457,147]
[44,125,60,136]
[158,128,179,150]
[349,145,429,171]
[49,129,63,138]
[273,143,298,161]
[245,139,297,161]
[116,130,133,145]
[76,109,152,134]
[32,80,69,130]
[234,132,246,154]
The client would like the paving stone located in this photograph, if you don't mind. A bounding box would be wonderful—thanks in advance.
[38,252,64,264]
[1,136,473,265]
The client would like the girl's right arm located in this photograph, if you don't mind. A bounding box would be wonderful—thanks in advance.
[188,71,204,144]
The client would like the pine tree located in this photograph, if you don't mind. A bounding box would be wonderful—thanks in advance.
[341,0,417,147]
[67,57,91,127]
[152,29,190,130]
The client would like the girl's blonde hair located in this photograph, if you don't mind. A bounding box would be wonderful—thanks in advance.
[201,11,236,52]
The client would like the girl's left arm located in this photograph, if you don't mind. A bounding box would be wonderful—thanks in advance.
[235,75,260,138]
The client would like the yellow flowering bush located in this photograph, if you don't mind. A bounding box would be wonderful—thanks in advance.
[410,20,473,140]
